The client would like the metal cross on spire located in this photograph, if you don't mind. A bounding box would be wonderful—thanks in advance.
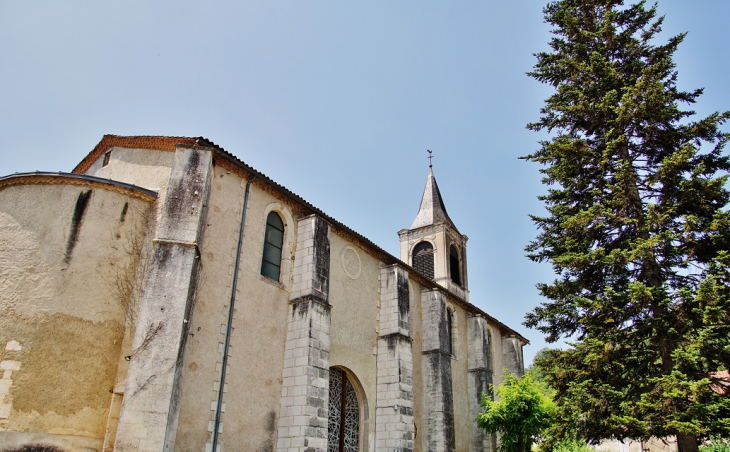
[427,149,433,168]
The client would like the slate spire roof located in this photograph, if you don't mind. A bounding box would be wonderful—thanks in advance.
[410,168,459,233]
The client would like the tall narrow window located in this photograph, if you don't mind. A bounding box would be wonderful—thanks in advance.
[449,245,461,286]
[102,151,111,167]
[261,211,284,281]
[412,241,435,279]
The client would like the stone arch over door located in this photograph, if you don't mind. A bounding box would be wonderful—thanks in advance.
[328,367,367,452]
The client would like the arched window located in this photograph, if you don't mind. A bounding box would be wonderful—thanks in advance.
[412,241,434,279]
[449,245,461,286]
[328,367,361,452]
[261,211,284,281]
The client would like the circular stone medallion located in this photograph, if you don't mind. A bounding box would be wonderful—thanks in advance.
[341,246,362,280]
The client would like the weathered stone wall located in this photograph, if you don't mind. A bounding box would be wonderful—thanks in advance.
[451,305,472,452]
[327,232,381,450]
[173,168,296,452]
[85,146,175,192]
[114,146,212,452]
[467,315,495,452]
[501,336,524,378]
[406,281,425,452]
[278,215,332,452]
[375,265,414,452]
[0,181,154,451]
[420,289,455,452]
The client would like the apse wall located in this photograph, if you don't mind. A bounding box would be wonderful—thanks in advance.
[0,175,155,451]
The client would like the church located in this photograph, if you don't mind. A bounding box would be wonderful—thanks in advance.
[0,135,527,452]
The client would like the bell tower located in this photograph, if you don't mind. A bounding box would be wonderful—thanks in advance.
[398,167,469,301]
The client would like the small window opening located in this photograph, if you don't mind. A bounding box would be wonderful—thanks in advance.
[102,151,111,167]
[412,241,434,279]
[449,245,461,286]
[261,211,284,281]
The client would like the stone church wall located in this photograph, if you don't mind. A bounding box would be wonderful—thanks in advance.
[173,164,296,451]
[0,138,527,452]
[407,280,426,452]
[328,232,380,449]
[451,303,472,452]
[0,181,154,451]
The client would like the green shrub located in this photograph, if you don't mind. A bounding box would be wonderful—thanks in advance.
[700,437,730,452]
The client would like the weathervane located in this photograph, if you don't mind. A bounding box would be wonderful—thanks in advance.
[427,149,433,168]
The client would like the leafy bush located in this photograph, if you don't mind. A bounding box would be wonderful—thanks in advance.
[700,437,730,452]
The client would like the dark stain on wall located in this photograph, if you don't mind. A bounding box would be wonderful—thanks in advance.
[63,189,92,263]
[119,202,129,222]
[384,333,411,353]
[263,410,276,451]
[163,149,206,227]
[438,303,451,353]
[154,243,173,270]
[292,299,309,319]
[423,349,455,452]
[4,445,66,452]
[397,271,410,329]
[474,370,494,401]
[311,218,330,303]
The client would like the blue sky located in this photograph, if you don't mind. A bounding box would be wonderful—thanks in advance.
[2,1,728,365]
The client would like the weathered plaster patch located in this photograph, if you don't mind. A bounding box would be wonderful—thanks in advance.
[0,212,53,313]
[6,341,22,351]
[0,311,123,438]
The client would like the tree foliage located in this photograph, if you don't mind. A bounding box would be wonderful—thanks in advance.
[478,373,555,452]
[523,1,730,451]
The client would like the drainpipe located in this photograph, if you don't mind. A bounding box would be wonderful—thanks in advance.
[212,177,254,451]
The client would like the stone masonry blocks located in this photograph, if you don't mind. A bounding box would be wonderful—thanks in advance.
[421,290,451,354]
[421,289,455,452]
[467,315,495,452]
[279,214,332,452]
[290,215,330,304]
[379,265,410,337]
[502,336,524,378]
[376,265,414,452]
[277,299,332,452]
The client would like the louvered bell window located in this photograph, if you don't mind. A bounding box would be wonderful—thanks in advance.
[261,212,284,281]
[412,241,434,280]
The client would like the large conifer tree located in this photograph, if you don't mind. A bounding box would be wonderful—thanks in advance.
[524,2,730,451]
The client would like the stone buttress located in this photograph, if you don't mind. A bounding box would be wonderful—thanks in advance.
[375,265,415,452]
[114,146,213,451]
[502,336,524,378]
[277,215,332,452]
[421,290,455,452]
[467,315,495,452]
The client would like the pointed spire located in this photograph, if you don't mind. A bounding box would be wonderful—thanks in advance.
[410,168,459,232]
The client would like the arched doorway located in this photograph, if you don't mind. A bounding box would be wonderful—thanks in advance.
[328,367,360,452]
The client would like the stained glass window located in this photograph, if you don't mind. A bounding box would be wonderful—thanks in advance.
[328,368,360,452]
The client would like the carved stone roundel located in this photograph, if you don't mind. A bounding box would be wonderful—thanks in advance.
[341,246,362,280]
